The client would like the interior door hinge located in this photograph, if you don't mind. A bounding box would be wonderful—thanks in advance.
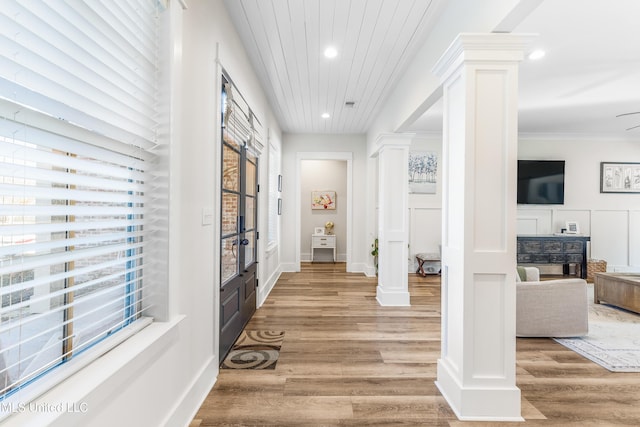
[257,184,260,192]
[256,231,259,240]
[256,279,259,288]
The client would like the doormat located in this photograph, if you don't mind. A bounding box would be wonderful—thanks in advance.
[221,330,284,370]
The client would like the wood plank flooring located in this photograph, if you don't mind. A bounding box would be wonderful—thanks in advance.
[191,263,640,426]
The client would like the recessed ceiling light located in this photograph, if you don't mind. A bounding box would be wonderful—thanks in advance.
[528,49,546,60]
[321,112,330,119]
[324,46,338,59]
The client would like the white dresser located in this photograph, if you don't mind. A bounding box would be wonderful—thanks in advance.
[311,234,336,262]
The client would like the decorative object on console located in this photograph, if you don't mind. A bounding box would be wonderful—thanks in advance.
[600,162,640,193]
[565,221,579,234]
[311,190,336,209]
[324,221,334,235]
[314,227,324,235]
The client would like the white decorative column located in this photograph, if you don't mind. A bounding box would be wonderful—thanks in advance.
[433,33,534,421]
[374,134,411,306]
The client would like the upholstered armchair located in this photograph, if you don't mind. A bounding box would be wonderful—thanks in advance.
[516,267,589,337]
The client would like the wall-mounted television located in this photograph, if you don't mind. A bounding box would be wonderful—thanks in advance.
[517,160,565,205]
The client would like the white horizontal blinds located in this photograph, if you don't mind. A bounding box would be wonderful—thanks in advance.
[0,0,158,399]
[0,0,157,149]
[223,82,253,150]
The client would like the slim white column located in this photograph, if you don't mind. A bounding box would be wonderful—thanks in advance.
[374,135,411,306]
[433,33,534,421]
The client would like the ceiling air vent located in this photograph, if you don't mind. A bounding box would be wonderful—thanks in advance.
[345,101,356,108]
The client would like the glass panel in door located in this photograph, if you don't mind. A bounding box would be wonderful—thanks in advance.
[221,236,239,284]
[245,160,256,196]
[222,193,239,236]
[222,145,240,192]
[244,230,255,268]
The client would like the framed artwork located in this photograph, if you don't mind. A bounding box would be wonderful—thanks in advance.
[311,190,336,210]
[314,227,324,235]
[409,151,437,194]
[600,162,640,193]
[277,198,282,215]
[565,221,579,234]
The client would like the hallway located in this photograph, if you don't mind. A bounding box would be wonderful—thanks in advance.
[191,264,640,426]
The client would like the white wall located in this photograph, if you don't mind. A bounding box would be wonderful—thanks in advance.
[300,160,348,261]
[407,136,640,273]
[281,134,368,273]
[518,137,640,271]
[260,132,283,306]
[408,136,443,272]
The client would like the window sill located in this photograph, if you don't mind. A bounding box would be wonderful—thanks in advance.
[0,315,185,426]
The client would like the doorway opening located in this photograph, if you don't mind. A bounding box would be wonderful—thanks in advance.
[294,152,353,272]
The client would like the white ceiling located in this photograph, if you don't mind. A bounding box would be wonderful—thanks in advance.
[225,0,640,139]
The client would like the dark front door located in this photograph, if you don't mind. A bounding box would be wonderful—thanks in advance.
[219,79,258,362]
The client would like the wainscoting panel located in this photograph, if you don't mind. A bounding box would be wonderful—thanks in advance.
[553,209,591,235]
[408,207,441,270]
[591,210,629,268]
[516,209,553,235]
[406,207,640,272]
[628,211,640,268]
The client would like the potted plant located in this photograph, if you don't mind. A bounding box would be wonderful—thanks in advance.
[371,238,378,275]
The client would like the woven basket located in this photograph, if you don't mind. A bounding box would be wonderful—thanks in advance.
[587,259,607,282]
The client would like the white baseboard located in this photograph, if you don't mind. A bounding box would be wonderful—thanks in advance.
[164,356,218,427]
[436,359,523,421]
[258,267,282,307]
[376,286,410,306]
[347,262,368,274]
[280,262,299,272]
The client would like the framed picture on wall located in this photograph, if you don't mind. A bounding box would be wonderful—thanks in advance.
[601,162,640,193]
[311,190,336,210]
[409,151,437,194]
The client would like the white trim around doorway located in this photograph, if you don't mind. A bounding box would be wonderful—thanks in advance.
[294,152,353,272]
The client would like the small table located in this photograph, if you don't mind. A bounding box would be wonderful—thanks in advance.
[311,234,336,262]
[416,253,440,276]
[594,272,640,314]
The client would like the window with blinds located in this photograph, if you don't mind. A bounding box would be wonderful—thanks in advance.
[0,0,160,402]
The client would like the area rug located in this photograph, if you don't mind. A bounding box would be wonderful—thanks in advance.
[221,330,284,370]
[553,285,640,372]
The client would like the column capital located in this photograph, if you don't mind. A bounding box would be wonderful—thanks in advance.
[433,33,537,81]
[371,133,413,157]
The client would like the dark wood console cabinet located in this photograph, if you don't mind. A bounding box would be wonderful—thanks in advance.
[517,235,590,279]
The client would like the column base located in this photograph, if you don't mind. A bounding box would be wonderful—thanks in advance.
[436,358,523,421]
[376,286,410,306]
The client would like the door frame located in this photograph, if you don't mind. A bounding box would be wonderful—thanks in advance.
[294,152,353,272]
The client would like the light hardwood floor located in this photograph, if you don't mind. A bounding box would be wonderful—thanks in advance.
[192,263,640,426]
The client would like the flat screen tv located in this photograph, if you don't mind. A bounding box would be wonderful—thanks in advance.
[517,160,565,205]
